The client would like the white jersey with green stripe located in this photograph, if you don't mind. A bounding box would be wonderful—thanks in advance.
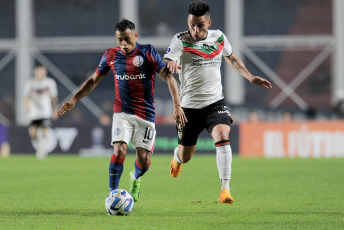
[164,29,233,109]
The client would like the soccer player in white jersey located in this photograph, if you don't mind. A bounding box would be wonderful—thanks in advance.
[164,0,272,204]
[24,65,58,159]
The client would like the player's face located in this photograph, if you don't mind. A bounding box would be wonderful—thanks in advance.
[34,67,47,81]
[187,14,212,41]
[115,29,138,54]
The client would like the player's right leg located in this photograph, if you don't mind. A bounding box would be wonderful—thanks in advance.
[39,126,49,159]
[170,107,202,178]
[28,124,40,158]
[170,145,196,177]
[109,113,132,192]
[109,142,127,191]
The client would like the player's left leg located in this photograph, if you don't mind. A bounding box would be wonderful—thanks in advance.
[129,147,152,202]
[129,115,156,202]
[28,124,41,158]
[211,124,234,205]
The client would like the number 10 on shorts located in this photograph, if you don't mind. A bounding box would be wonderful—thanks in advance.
[144,127,154,142]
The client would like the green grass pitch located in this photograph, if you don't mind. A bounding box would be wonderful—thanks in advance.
[0,154,343,229]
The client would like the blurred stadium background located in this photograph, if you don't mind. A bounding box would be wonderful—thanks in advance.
[0,0,344,157]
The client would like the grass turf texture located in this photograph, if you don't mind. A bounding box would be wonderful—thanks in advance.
[0,155,343,230]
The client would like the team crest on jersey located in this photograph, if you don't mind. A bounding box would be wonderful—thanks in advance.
[133,56,144,67]
[203,44,210,52]
[113,128,120,136]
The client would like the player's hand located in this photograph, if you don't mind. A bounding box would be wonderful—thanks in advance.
[51,112,58,120]
[57,100,76,116]
[250,76,272,89]
[166,61,181,74]
[174,105,187,127]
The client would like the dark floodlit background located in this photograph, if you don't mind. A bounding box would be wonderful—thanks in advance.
[0,0,343,156]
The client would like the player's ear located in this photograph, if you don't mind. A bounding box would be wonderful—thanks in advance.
[208,18,212,28]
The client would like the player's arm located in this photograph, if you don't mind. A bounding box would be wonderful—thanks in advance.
[51,96,59,120]
[163,58,181,74]
[158,67,187,127]
[23,82,31,111]
[224,53,272,89]
[163,34,183,74]
[24,97,30,111]
[57,72,104,116]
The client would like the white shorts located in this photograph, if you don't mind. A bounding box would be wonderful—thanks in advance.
[111,112,156,153]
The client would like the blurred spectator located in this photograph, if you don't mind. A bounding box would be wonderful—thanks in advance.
[0,122,10,158]
[0,95,15,124]
[24,65,58,159]
[282,112,292,122]
[98,112,111,126]
[249,111,260,123]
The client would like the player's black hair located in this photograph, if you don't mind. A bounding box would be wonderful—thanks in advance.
[188,0,210,17]
[115,19,135,32]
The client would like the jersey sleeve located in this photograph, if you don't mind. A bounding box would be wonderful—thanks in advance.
[222,33,233,57]
[148,45,166,73]
[95,50,111,76]
[163,34,183,62]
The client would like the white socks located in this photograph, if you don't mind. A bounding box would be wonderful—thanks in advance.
[174,147,183,163]
[216,143,232,191]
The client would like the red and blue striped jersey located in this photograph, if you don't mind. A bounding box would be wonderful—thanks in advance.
[96,42,166,122]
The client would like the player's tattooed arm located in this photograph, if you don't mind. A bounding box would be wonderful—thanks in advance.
[224,53,272,89]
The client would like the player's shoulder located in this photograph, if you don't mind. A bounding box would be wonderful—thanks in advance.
[138,43,155,50]
[106,47,121,54]
[44,77,57,85]
[174,31,191,42]
[208,29,225,39]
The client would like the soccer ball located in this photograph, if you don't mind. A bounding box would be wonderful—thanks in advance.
[105,189,134,216]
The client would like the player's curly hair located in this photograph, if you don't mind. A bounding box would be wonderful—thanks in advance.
[188,0,210,16]
[115,19,135,32]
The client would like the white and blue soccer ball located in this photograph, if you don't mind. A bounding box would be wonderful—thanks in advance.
[105,189,134,216]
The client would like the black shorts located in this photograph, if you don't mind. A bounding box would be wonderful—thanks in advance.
[177,99,233,146]
[30,119,51,127]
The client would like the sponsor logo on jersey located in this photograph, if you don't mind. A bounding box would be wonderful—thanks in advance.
[218,106,231,116]
[133,55,144,67]
[115,73,145,80]
[165,48,171,54]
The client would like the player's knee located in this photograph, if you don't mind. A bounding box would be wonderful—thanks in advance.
[180,155,191,163]
[212,131,229,143]
[115,143,127,157]
[137,155,150,168]
[179,152,193,163]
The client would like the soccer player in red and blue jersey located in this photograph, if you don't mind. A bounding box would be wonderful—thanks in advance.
[57,19,187,202]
